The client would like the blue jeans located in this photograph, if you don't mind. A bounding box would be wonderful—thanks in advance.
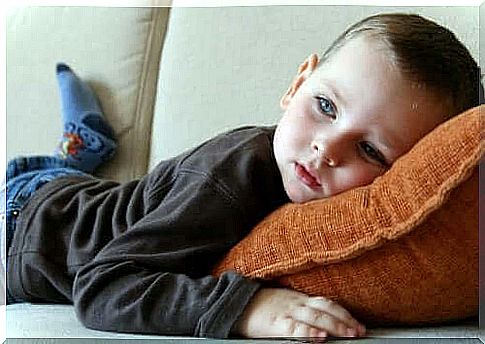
[1,156,88,304]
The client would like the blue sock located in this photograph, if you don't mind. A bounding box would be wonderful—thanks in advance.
[54,63,116,173]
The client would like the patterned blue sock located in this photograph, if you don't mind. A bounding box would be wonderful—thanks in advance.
[54,63,116,173]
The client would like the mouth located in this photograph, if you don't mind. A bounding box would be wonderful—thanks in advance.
[295,163,321,188]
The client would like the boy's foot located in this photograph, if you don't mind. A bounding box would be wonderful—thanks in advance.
[54,63,116,173]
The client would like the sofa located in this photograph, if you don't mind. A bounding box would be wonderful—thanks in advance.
[5,4,484,343]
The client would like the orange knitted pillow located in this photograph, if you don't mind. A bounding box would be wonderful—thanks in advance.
[213,105,483,326]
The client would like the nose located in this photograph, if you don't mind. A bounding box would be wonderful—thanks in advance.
[312,139,338,167]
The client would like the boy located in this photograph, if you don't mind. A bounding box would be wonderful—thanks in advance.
[3,13,482,339]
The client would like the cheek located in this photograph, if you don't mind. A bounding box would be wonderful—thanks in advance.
[283,101,316,140]
[277,115,309,150]
[334,165,383,193]
[290,97,315,124]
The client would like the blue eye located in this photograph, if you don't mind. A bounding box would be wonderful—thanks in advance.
[359,142,389,167]
[315,96,336,119]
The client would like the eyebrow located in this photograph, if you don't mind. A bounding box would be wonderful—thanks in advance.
[376,131,406,166]
[319,79,346,108]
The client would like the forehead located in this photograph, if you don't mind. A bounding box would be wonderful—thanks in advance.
[313,36,397,86]
[307,38,401,115]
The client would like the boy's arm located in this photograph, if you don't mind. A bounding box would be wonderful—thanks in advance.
[72,171,260,338]
[74,266,260,337]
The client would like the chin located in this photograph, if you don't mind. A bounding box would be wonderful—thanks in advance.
[285,186,316,204]
[289,195,306,204]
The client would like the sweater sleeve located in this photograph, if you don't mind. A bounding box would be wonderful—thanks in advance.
[72,170,261,338]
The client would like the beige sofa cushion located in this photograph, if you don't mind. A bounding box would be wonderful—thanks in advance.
[149,5,478,169]
[7,6,169,182]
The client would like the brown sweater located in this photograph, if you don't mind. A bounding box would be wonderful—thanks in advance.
[7,126,289,338]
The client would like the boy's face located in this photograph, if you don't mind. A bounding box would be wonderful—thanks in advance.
[274,36,448,203]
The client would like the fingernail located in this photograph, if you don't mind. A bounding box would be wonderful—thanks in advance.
[358,324,366,335]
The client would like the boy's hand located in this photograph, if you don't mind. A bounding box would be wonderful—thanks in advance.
[232,288,366,339]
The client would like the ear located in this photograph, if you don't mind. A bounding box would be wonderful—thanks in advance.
[280,53,320,110]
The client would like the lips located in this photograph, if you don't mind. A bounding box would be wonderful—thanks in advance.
[295,163,321,188]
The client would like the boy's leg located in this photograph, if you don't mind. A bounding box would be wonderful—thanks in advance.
[7,64,117,177]
[3,162,88,304]
[6,156,70,180]
[54,63,116,173]
[4,64,116,302]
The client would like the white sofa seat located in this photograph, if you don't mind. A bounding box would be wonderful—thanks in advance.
[6,304,482,341]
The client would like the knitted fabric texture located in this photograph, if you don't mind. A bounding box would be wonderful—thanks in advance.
[213,105,483,325]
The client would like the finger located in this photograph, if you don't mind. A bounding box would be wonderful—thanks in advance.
[291,304,356,338]
[282,317,328,340]
[309,326,328,339]
[307,297,365,333]
[292,321,314,338]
